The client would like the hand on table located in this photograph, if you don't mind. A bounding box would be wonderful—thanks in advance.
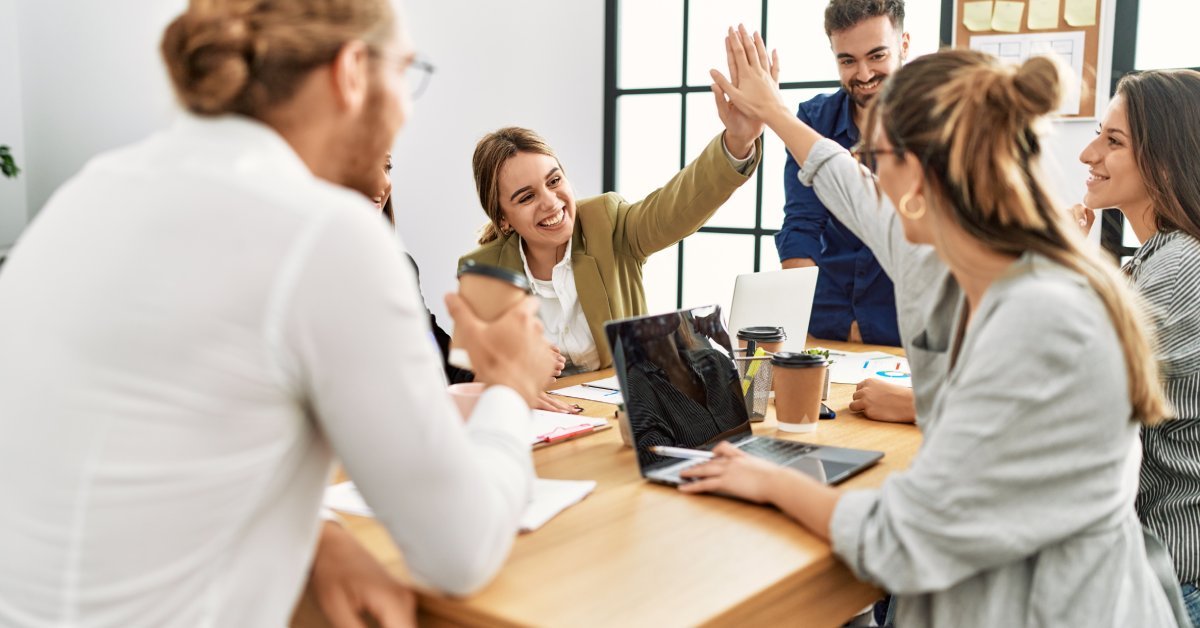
[677,442,783,503]
[534,391,582,414]
[307,520,416,628]
[445,293,556,408]
[849,378,916,424]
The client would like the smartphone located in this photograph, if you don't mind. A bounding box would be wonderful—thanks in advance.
[819,402,836,420]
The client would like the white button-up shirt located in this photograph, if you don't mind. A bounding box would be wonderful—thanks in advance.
[520,238,600,372]
[0,115,534,626]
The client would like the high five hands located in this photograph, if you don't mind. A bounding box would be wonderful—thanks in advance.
[710,24,786,133]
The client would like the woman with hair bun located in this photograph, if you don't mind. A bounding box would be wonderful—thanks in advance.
[676,26,1184,626]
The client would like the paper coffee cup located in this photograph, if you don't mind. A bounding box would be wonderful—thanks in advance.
[450,260,532,370]
[737,326,786,355]
[771,352,826,433]
[448,382,487,420]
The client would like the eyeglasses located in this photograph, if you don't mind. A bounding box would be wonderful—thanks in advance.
[850,145,896,172]
[405,56,435,100]
[372,50,436,100]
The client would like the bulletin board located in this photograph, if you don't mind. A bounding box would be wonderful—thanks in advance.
[953,0,1101,118]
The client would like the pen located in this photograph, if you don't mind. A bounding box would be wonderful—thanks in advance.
[649,445,714,460]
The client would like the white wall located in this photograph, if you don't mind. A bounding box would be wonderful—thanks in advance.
[6,0,604,326]
[16,0,184,219]
[393,1,605,326]
[0,0,28,247]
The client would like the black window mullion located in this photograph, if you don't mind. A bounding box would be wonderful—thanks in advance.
[676,0,690,309]
[1105,0,1140,261]
[602,0,619,193]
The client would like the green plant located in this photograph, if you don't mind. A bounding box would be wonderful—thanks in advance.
[803,348,831,361]
[1,145,19,179]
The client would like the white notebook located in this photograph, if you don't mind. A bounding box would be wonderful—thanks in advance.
[324,478,596,533]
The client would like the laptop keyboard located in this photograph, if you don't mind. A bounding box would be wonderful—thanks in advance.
[738,438,817,463]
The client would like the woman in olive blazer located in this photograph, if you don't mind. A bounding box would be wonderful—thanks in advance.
[460,129,761,370]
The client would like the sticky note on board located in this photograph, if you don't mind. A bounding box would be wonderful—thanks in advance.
[963,1,995,32]
[991,1,1025,32]
[1028,0,1060,29]
[1064,0,1097,26]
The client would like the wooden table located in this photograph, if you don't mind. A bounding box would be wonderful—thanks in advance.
[296,340,920,627]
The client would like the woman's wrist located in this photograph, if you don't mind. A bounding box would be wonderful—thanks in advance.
[723,131,757,161]
[762,102,795,134]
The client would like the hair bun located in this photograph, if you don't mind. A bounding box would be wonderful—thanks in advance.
[1011,56,1062,119]
[161,12,255,115]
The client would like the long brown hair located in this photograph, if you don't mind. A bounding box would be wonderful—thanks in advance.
[161,0,394,118]
[862,50,1168,425]
[472,127,562,245]
[1115,69,1200,242]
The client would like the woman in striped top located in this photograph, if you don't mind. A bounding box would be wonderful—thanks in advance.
[1079,68,1200,626]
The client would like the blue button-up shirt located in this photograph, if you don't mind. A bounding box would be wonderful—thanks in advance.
[774,88,900,346]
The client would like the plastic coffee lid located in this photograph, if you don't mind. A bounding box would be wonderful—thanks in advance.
[736,326,787,342]
[770,351,826,368]
[457,259,531,293]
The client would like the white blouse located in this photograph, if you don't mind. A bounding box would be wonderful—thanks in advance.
[0,115,534,626]
[520,239,600,373]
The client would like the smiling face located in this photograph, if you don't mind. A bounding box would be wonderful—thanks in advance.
[1078,95,1151,213]
[829,15,908,110]
[497,151,576,253]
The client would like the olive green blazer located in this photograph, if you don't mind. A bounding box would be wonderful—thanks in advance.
[460,133,762,369]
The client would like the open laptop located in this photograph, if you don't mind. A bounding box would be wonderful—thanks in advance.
[605,304,882,487]
[727,267,819,352]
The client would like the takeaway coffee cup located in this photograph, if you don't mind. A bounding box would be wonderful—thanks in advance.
[737,326,787,355]
[447,382,487,420]
[449,260,532,370]
[771,352,827,433]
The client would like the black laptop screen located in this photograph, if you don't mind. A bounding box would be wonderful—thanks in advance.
[605,305,753,472]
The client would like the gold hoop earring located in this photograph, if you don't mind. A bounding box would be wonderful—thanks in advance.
[898,191,926,220]
[499,222,513,236]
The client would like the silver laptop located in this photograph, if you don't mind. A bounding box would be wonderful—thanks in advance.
[605,305,882,487]
[728,267,818,352]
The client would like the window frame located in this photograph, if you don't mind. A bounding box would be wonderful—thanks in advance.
[603,0,955,309]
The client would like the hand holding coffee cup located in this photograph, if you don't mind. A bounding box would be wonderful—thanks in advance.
[444,291,555,409]
[450,261,533,370]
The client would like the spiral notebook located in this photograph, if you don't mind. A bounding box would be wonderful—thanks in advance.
[529,410,611,446]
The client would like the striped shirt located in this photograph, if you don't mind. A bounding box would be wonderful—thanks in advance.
[1127,229,1200,583]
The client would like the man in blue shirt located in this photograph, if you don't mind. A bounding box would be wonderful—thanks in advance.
[776,0,909,349]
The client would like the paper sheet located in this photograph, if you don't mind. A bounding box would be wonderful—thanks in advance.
[529,410,609,446]
[1064,0,1097,27]
[970,31,1086,115]
[1028,0,1061,29]
[550,384,624,404]
[963,0,995,32]
[324,479,597,533]
[821,349,912,388]
[991,1,1025,32]
[582,375,620,391]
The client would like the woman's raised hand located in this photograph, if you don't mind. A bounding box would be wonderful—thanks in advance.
[710,24,786,131]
